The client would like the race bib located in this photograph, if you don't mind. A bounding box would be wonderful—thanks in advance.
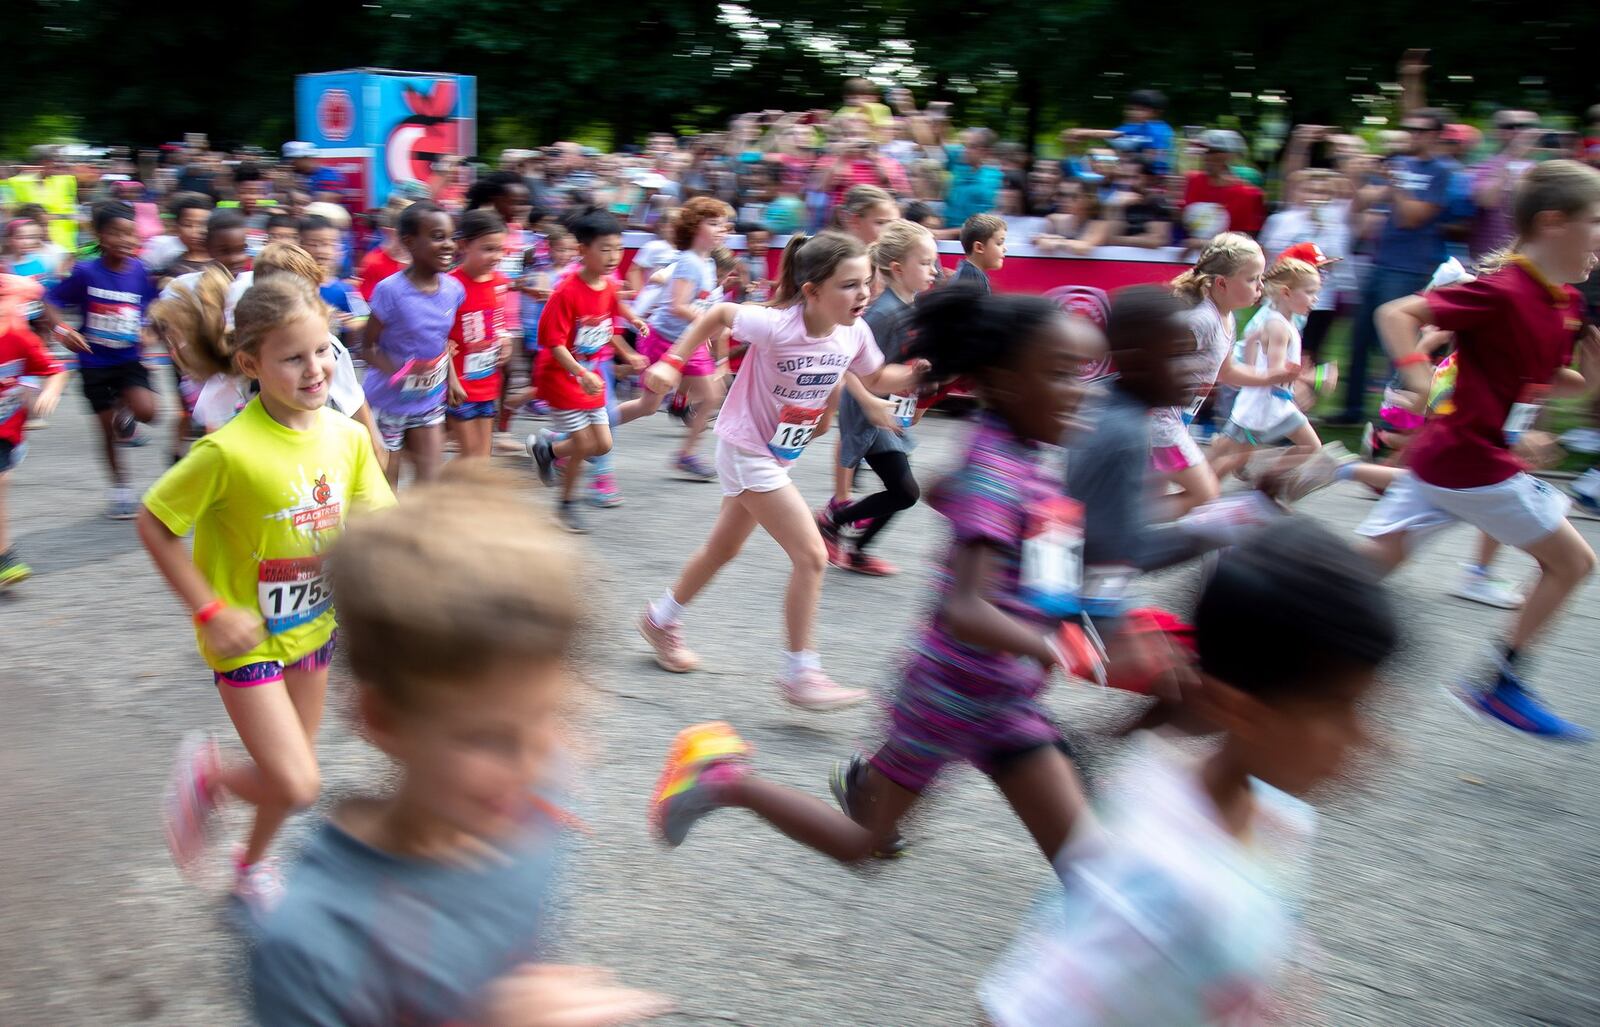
[767,405,825,461]
[463,346,499,379]
[257,556,332,634]
[573,321,612,359]
[1180,388,1210,425]
[401,357,448,398]
[1019,496,1084,617]
[86,302,140,348]
[889,393,917,429]
[1503,384,1549,444]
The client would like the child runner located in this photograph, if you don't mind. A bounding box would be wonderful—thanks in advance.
[951,212,1006,293]
[355,202,412,303]
[156,192,215,288]
[361,201,464,488]
[616,196,735,481]
[0,275,67,588]
[1160,233,1295,515]
[38,201,161,519]
[445,209,509,460]
[526,209,648,533]
[140,275,395,910]
[636,231,925,708]
[648,284,1106,858]
[819,219,940,575]
[1362,159,1600,740]
[980,519,1397,1025]
[247,465,669,1024]
[300,213,369,354]
[829,185,899,511]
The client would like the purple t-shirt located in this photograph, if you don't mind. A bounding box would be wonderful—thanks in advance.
[362,271,466,416]
[47,257,159,368]
[909,412,1064,699]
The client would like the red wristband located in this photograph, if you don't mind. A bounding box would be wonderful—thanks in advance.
[194,600,226,625]
[661,353,686,371]
[1394,352,1431,369]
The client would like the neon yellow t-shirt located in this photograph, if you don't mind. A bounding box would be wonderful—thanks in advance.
[143,397,395,671]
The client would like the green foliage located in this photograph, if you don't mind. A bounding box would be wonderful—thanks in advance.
[4,0,1598,152]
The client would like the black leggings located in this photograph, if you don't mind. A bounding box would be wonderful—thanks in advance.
[1300,308,1336,366]
[834,450,920,551]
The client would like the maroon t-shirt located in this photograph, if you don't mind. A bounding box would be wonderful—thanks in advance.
[1406,261,1584,489]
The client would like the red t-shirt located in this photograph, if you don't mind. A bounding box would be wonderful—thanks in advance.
[1406,261,1584,489]
[537,273,620,411]
[1182,173,1266,236]
[357,247,408,302]
[0,323,64,445]
[449,269,509,403]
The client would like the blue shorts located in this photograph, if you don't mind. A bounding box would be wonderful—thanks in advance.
[447,399,498,421]
[214,633,337,688]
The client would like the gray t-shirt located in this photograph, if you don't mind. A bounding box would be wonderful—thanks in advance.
[647,251,718,341]
[249,804,561,1026]
[838,288,914,469]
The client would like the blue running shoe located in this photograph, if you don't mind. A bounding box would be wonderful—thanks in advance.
[1452,668,1592,742]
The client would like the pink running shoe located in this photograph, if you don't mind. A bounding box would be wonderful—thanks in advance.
[639,609,700,673]
[231,853,286,915]
[779,669,868,711]
[589,472,624,508]
[164,731,221,879]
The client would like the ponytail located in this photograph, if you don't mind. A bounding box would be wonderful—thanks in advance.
[149,265,236,380]
[1172,231,1261,305]
[770,230,866,307]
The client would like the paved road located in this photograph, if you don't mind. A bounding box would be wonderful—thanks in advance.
[3,390,1599,1026]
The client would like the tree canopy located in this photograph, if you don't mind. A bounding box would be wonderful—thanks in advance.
[7,0,1597,155]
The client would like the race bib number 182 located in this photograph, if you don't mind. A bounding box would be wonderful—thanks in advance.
[767,405,824,461]
[257,557,332,634]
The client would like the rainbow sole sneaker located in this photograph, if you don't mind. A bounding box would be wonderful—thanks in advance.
[650,722,750,847]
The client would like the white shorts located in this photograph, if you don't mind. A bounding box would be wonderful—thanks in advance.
[715,438,792,497]
[1357,471,1571,550]
[550,406,609,435]
[376,405,446,452]
[1222,409,1309,446]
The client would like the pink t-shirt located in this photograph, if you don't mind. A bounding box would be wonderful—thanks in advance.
[716,304,885,464]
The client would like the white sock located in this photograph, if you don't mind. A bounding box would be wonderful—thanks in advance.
[784,650,821,678]
[649,590,684,627]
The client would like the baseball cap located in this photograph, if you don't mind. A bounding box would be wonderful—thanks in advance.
[1198,129,1246,154]
[282,141,317,160]
[1276,242,1341,267]
[1441,124,1479,146]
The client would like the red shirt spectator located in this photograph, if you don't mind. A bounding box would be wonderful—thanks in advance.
[1182,171,1266,236]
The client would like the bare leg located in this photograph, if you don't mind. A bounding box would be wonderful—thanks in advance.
[733,484,829,652]
[991,744,1090,862]
[0,471,10,553]
[718,759,918,863]
[405,422,446,484]
[213,665,328,865]
[95,408,124,487]
[669,495,760,605]
[679,375,723,457]
[1507,520,1596,651]
[1161,460,1220,518]
[1474,532,1502,573]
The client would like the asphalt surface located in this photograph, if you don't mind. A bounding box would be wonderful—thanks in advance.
[3,388,1599,1026]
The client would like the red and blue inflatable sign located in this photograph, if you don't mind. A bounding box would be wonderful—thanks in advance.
[295,68,477,208]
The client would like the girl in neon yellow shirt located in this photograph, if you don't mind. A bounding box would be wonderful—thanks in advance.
[137,273,394,911]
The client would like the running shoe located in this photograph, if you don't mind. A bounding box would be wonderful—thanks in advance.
[1450,564,1524,610]
[1271,441,1357,504]
[526,430,556,486]
[1571,469,1600,514]
[674,453,716,482]
[649,722,750,846]
[815,507,845,566]
[666,393,694,426]
[638,608,700,673]
[557,501,589,535]
[1452,666,1592,742]
[1360,422,1395,463]
[164,731,222,878]
[106,485,138,521]
[589,472,624,508]
[1559,427,1600,454]
[231,855,286,915]
[0,549,31,590]
[842,548,898,577]
[779,668,867,711]
[828,754,906,858]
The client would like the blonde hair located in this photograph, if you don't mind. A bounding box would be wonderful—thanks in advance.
[1171,232,1263,305]
[1262,257,1320,303]
[153,267,329,381]
[771,230,868,307]
[330,461,580,708]
[1478,159,1600,274]
[869,218,936,279]
[253,241,324,291]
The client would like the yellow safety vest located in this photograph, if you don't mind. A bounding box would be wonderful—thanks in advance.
[7,173,78,252]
